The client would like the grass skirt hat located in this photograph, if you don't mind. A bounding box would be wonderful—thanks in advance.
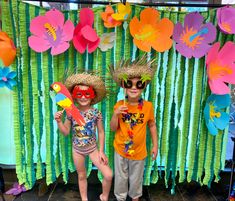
[110,56,157,87]
[65,73,106,105]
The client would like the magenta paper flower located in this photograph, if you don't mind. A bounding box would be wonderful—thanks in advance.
[5,182,26,196]
[173,12,216,58]
[28,9,74,55]
[217,6,235,34]
[73,8,100,54]
[206,41,235,95]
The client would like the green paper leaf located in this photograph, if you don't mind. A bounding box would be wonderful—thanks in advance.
[118,73,128,83]
[140,74,151,83]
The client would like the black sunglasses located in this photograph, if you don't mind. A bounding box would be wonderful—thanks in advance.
[123,80,146,89]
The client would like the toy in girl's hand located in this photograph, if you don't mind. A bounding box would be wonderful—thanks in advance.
[50,82,85,126]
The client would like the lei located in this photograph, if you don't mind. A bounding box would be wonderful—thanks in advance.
[123,97,143,157]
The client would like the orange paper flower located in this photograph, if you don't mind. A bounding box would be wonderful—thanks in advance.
[101,5,122,28]
[0,31,16,66]
[129,8,174,52]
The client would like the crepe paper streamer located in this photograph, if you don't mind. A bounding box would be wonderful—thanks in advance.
[111,2,131,22]
[206,41,235,95]
[73,8,100,54]
[98,32,116,52]
[129,7,174,53]
[101,5,122,28]
[50,82,86,126]
[204,94,230,136]
[173,12,216,58]
[0,66,17,90]
[0,31,16,66]
[217,6,235,34]
[28,9,74,55]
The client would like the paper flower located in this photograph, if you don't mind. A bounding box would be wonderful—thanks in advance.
[173,12,216,58]
[0,31,16,66]
[129,7,174,52]
[217,6,235,34]
[98,32,116,52]
[0,66,17,90]
[101,5,122,28]
[204,94,230,135]
[111,2,131,21]
[28,9,74,55]
[73,8,100,54]
[206,41,235,95]
[5,182,27,196]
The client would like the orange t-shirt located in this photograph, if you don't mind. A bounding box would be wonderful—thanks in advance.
[113,100,155,160]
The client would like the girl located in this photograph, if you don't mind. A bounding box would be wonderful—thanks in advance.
[54,73,112,201]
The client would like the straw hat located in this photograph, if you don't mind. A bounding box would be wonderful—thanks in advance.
[110,57,156,87]
[65,73,106,105]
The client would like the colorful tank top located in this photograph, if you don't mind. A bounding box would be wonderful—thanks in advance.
[68,108,102,151]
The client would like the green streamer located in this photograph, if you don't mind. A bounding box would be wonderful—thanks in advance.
[178,58,194,183]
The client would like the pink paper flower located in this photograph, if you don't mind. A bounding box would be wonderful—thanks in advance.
[217,6,235,34]
[28,9,74,55]
[5,182,26,196]
[206,41,235,95]
[73,8,100,54]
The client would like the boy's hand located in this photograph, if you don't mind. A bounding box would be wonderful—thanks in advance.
[54,111,63,123]
[99,151,108,165]
[151,146,158,161]
[114,105,128,115]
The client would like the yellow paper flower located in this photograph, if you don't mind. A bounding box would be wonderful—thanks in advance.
[111,2,131,22]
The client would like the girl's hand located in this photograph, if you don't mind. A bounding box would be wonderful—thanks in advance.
[114,105,128,116]
[98,151,108,165]
[54,111,63,123]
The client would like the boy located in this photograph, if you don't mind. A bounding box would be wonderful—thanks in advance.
[110,59,158,201]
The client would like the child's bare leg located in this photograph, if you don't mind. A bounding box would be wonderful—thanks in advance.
[72,150,88,201]
[132,198,139,201]
[90,149,113,201]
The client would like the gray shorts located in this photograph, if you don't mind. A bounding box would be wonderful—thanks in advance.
[114,151,145,201]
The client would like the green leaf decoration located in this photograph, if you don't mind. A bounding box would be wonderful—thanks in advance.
[140,74,151,83]
[118,73,128,83]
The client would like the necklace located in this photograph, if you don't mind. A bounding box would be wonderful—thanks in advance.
[123,97,143,157]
